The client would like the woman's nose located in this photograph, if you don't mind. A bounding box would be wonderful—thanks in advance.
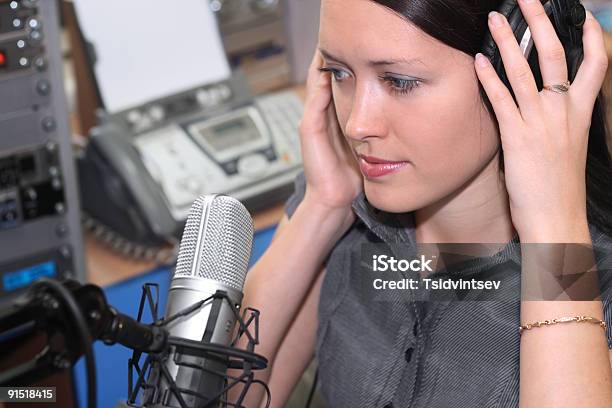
[344,85,388,142]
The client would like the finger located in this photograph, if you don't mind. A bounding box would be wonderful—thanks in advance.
[304,50,331,106]
[327,102,351,160]
[474,52,523,128]
[572,11,609,111]
[517,0,568,86]
[488,11,541,120]
[300,49,333,134]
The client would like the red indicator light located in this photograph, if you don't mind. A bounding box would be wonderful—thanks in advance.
[0,51,6,67]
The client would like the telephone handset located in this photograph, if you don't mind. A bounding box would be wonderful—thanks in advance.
[77,123,178,247]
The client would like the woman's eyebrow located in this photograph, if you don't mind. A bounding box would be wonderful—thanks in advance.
[319,48,427,67]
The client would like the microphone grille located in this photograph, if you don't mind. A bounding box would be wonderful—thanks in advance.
[174,195,253,290]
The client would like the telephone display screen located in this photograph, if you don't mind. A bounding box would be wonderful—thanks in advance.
[200,118,260,152]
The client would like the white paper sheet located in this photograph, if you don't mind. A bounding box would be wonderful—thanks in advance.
[73,0,231,113]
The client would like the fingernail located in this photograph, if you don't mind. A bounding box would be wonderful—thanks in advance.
[488,11,505,28]
[475,53,491,68]
[519,0,535,4]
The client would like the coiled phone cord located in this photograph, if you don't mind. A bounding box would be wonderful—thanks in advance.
[82,212,179,265]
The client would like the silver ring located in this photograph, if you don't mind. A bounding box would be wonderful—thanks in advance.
[542,80,571,94]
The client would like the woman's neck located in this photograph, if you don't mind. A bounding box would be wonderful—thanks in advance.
[414,153,516,244]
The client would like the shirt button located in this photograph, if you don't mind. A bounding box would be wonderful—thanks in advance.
[405,347,414,362]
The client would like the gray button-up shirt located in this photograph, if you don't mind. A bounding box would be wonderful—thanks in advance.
[284,171,612,408]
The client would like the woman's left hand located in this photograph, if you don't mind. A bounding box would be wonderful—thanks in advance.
[474,0,609,243]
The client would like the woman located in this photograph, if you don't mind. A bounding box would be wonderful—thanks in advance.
[236,0,612,407]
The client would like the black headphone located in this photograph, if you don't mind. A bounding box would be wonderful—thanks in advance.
[482,0,587,95]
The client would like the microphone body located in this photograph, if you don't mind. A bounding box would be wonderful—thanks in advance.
[160,278,242,407]
[145,195,254,407]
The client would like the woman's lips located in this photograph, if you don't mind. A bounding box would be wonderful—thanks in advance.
[358,154,410,178]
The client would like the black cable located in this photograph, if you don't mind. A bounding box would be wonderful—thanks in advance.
[304,367,318,408]
[34,279,97,408]
[169,337,268,370]
[252,379,271,408]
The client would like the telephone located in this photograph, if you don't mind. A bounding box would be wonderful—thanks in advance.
[77,73,303,248]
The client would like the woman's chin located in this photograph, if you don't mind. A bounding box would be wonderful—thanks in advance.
[363,181,422,214]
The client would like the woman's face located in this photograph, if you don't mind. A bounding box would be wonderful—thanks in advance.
[319,0,502,213]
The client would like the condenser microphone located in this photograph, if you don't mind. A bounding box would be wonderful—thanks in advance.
[145,194,254,407]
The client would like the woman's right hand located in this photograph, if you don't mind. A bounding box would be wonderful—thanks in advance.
[298,49,363,214]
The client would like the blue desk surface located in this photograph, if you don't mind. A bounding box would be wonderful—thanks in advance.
[74,225,277,408]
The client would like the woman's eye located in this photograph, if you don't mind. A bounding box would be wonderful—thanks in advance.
[319,67,350,82]
[380,75,421,96]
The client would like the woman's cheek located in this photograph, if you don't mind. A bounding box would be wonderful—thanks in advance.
[388,114,484,200]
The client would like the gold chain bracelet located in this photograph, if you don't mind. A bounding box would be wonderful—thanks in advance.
[519,316,608,335]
